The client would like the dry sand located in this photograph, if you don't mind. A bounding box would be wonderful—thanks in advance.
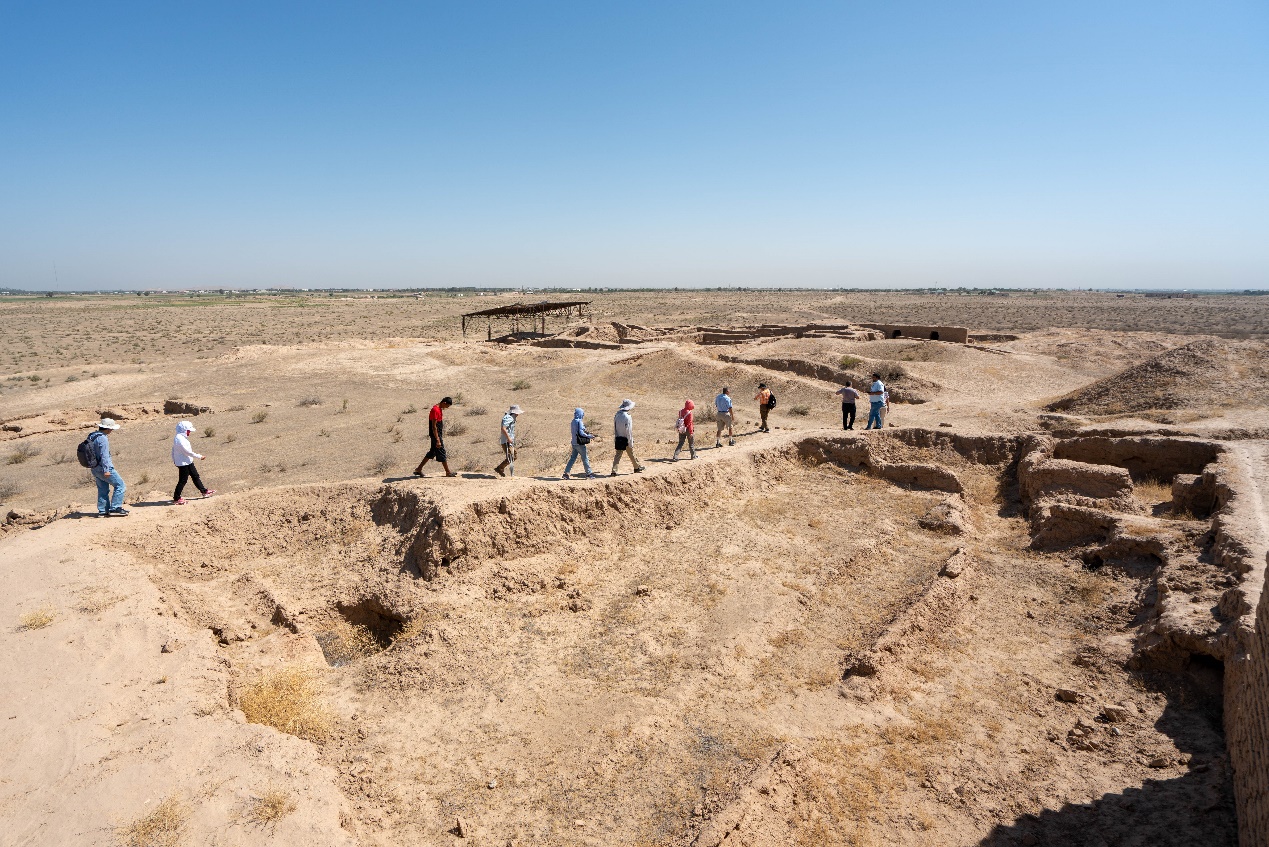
[2,291,1268,846]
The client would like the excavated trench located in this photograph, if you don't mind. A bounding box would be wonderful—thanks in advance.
[112,428,1264,845]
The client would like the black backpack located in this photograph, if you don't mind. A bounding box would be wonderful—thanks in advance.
[767,392,777,409]
[76,432,102,468]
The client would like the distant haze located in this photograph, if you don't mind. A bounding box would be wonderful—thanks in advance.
[1,2,1266,291]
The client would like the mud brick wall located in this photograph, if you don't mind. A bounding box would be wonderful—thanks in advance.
[859,323,969,343]
[1226,566,1269,846]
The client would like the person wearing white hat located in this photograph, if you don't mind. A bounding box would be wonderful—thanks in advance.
[494,405,523,477]
[610,399,645,476]
[171,420,216,505]
[84,418,129,517]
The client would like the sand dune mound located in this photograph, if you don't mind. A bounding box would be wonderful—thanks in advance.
[1047,338,1269,415]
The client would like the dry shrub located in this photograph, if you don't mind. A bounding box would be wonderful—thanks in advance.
[250,410,268,424]
[873,361,907,382]
[367,454,394,476]
[18,606,56,630]
[7,443,41,464]
[236,666,333,742]
[839,354,863,369]
[445,420,469,437]
[790,404,811,416]
[77,587,126,614]
[1134,478,1171,506]
[511,378,531,391]
[245,787,297,831]
[465,406,488,416]
[117,794,189,847]
[297,397,322,407]
[314,618,379,666]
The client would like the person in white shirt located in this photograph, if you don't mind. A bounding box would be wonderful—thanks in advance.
[494,405,523,477]
[865,374,886,430]
[611,399,646,476]
[834,381,862,430]
[171,421,215,504]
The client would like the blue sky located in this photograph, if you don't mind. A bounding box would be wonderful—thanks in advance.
[1,2,1266,290]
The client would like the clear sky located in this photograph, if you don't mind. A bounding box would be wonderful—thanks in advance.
[1,2,1266,291]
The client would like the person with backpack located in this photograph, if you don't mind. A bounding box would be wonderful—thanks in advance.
[79,418,128,517]
[672,399,697,460]
[562,407,600,479]
[714,387,736,448]
[494,404,523,477]
[171,420,216,504]
[414,397,457,477]
[611,399,646,476]
[835,380,862,430]
[754,383,775,432]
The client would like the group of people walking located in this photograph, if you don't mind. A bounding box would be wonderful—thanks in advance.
[79,373,891,514]
[411,372,890,481]
[78,418,215,517]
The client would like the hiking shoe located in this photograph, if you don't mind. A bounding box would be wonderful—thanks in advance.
[562,473,571,480]
[714,442,722,448]
[729,439,736,446]
[173,498,187,506]
[495,467,506,478]
[202,489,216,497]
[610,471,619,477]
[585,472,600,479]
[107,508,130,517]
[634,466,646,473]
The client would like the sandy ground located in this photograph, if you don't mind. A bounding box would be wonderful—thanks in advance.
[1,293,1267,846]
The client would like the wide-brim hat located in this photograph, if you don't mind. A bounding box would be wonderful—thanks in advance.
[617,399,635,411]
[97,418,121,430]
[508,405,524,415]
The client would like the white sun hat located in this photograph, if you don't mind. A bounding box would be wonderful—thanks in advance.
[178,420,196,433]
[617,399,635,411]
[508,405,524,415]
[97,418,121,430]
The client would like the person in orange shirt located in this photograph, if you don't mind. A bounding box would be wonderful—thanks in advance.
[754,383,773,433]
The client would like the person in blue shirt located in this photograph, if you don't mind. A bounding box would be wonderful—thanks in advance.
[865,373,886,430]
[714,387,736,448]
[562,407,600,479]
[86,418,129,517]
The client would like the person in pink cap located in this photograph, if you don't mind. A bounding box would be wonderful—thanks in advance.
[171,420,216,505]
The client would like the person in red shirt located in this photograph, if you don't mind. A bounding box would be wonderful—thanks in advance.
[413,397,457,477]
[672,399,697,460]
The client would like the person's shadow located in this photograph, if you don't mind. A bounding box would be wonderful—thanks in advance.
[977,656,1236,847]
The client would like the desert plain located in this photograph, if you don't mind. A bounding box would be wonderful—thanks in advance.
[2,289,1269,847]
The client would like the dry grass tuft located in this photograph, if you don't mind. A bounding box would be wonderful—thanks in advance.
[77,587,126,614]
[250,410,269,424]
[245,787,297,831]
[367,454,394,476]
[117,794,189,847]
[7,443,41,464]
[236,666,333,742]
[314,618,379,665]
[18,606,56,630]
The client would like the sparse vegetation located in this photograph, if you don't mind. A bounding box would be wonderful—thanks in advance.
[117,795,189,847]
[244,787,297,832]
[314,618,379,666]
[7,443,41,465]
[465,406,488,416]
[225,433,237,443]
[337,398,349,414]
[368,454,394,476]
[297,397,323,407]
[202,427,215,438]
[51,452,72,465]
[137,471,151,485]
[839,354,863,369]
[451,392,465,405]
[318,428,331,437]
[18,606,56,630]
[511,379,531,391]
[402,404,417,414]
[251,411,268,424]
[445,421,469,437]
[874,361,907,381]
[789,404,811,416]
[225,404,246,412]
[236,666,333,742]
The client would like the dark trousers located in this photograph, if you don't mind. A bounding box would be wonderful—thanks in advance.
[174,464,206,499]
[842,403,856,429]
